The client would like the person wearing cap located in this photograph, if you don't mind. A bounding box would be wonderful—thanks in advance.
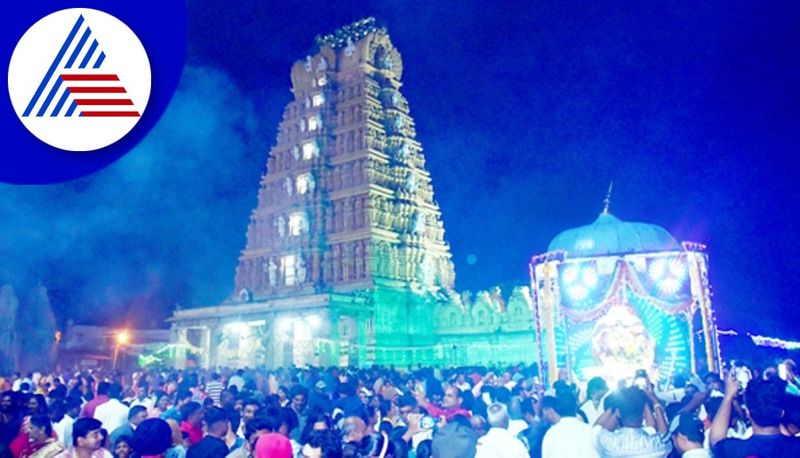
[671,413,711,458]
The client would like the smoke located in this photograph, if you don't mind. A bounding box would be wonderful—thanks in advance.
[0,65,276,328]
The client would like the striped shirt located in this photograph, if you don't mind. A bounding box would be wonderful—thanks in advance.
[206,380,224,405]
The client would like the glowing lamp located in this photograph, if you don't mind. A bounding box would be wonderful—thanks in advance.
[563,265,579,284]
[563,264,598,300]
[649,259,667,281]
[116,330,130,345]
[649,257,687,295]
[567,285,589,301]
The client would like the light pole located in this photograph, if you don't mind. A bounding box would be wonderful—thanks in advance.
[113,329,130,370]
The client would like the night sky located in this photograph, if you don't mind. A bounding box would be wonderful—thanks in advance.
[1,0,799,339]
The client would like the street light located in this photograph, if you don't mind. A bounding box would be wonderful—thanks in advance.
[116,330,130,345]
[113,329,130,370]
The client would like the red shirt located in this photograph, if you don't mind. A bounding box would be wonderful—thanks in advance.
[180,421,203,446]
[80,395,109,418]
[424,404,471,421]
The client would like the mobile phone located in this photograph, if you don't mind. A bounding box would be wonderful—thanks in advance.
[420,416,435,430]
[634,376,648,390]
[733,366,752,389]
[779,363,788,381]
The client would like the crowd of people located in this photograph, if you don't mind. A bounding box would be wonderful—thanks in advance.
[1,359,799,458]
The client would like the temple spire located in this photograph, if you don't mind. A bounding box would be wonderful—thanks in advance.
[602,181,614,214]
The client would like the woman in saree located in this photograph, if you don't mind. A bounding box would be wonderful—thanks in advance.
[19,414,63,458]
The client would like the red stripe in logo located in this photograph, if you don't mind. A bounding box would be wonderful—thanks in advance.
[60,74,119,81]
[81,111,140,117]
[75,99,134,105]
[68,87,127,93]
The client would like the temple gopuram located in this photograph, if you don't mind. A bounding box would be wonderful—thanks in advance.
[169,19,538,369]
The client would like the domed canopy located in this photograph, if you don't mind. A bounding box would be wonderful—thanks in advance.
[547,212,681,258]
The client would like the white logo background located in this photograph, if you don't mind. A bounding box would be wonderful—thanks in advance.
[7,8,151,152]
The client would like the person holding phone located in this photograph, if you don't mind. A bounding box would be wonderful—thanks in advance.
[594,385,672,458]
[710,370,800,457]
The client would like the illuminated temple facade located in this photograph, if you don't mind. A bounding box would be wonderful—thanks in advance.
[170,19,538,368]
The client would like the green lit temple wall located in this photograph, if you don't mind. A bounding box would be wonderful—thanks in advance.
[330,284,540,367]
[294,285,541,368]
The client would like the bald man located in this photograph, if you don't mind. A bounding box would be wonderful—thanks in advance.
[342,416,368,457]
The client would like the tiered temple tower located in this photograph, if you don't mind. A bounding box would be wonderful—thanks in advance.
[172,19,462,367]
[234,18,454,301]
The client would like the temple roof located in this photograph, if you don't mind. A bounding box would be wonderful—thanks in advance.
[547,212,681,258]
[314,17,379,49]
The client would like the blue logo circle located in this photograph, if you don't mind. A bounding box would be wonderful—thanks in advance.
[1,0,186,184]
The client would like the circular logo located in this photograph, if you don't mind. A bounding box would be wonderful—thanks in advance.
[7,8,151,152]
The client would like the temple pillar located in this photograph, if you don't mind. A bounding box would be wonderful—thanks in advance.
[173,326,188,369]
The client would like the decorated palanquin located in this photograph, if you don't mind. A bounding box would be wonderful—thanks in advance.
[531,210,721,386]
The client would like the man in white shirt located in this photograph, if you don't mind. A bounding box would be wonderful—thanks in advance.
[128,381,155,411]
[51,399,77,448]
[493,387,528,437]
[542,388,599,458]
[580,377,609,426]
[594,386,672,458]
[12,373,32,392]
[93,383,129,434]
[475,403,529,458]
[228,369,246,392]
